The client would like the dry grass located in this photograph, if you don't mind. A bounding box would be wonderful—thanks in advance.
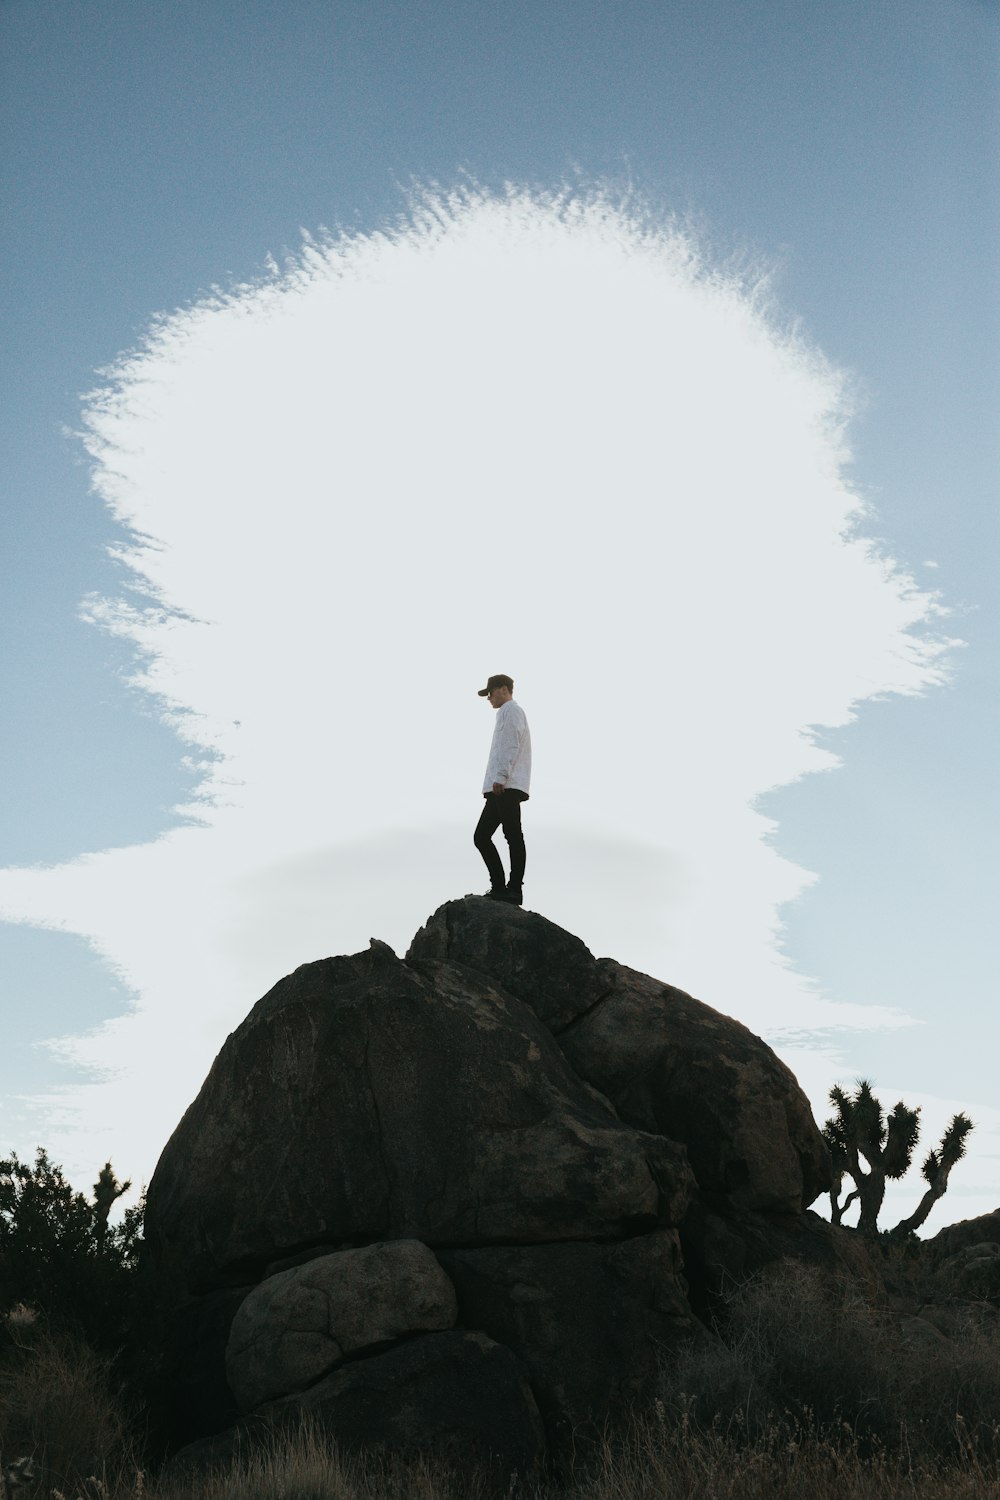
[149,1426,498,1500]
[659,1259,1000,1459]
[572,1410,1000,1500]
[10,1417,998,1500]
[0,1319,139,1499]
[4,1258,1000,1500]
[3,1420,503,1500]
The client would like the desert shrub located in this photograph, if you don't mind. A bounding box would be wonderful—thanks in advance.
[659,1260,1000,1461]
[0,1150,143,1352]
[97,1416,1000,1500]
[0,1314,140,1498]
[147,1418,501,1500]
[575,1410,1000,1500]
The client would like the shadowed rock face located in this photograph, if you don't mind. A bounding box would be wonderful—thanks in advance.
[145,895,834,1476]
[261,1330,548,1484]
[438,1230,705,1454]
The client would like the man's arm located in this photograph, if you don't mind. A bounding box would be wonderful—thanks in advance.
[489,704,525,790]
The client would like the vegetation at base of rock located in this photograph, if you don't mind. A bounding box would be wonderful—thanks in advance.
[4,1410,1000,1500]
[0,1150,143,1351]
[823,1080,973,1237]
[660,1259,1000,1460]
[4,1246,1000,1498]
[0,1319,141,1498]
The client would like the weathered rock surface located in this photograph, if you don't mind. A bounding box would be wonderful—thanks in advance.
[226,1240,458,1412]
[146,937,693,1294]
[261,1330,547,1483]
[561,961,831,1214]
[928,1209,1000,1263]
[407,896,606,1031]
[408,900,830,1214]
[144,895,844,1474]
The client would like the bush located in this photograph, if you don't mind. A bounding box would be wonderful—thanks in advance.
[3,1360,1000,1499]
[659,1260,1000,1460]
[0,1150,143,1351]
[578,1410,1000,1500]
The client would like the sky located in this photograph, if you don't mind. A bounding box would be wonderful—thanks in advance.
[1,0,997,1234]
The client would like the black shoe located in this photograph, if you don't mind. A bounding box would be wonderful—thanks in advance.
[501,888,523,906]
[484,888,507,900]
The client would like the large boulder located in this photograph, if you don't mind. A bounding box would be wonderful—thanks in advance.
[408,901,830,1215]
[225,1240,458,1412]
[145,895,839,1473]
[145,936,694,1295]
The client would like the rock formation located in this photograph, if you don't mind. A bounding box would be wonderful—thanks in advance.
[407,898,829,1215]
[926,1210,1000,1300]
[225,1239,458,1411]
[143,896,834,1480]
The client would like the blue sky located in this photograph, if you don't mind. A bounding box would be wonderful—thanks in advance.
[1,0,997,1226]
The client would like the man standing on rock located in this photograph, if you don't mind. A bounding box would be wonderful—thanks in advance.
[474,673,531,906]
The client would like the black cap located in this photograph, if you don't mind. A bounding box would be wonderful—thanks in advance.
[477,673,514,697]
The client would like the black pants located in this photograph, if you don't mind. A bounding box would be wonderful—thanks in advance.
[474,790,528,892]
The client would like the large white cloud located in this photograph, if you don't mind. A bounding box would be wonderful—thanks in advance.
[2,187,967,1208]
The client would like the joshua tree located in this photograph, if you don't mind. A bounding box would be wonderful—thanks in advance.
[92,1160,131,1250]
[824,1080,918,1235]
[824,1079,973,1238]
[890,1112,974,1239]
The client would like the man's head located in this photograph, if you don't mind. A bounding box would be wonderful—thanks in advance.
[478,673,514,708]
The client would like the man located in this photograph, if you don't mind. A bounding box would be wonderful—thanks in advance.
[474,673,531,906]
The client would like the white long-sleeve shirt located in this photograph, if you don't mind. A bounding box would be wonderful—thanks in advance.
[482,699,532,795]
